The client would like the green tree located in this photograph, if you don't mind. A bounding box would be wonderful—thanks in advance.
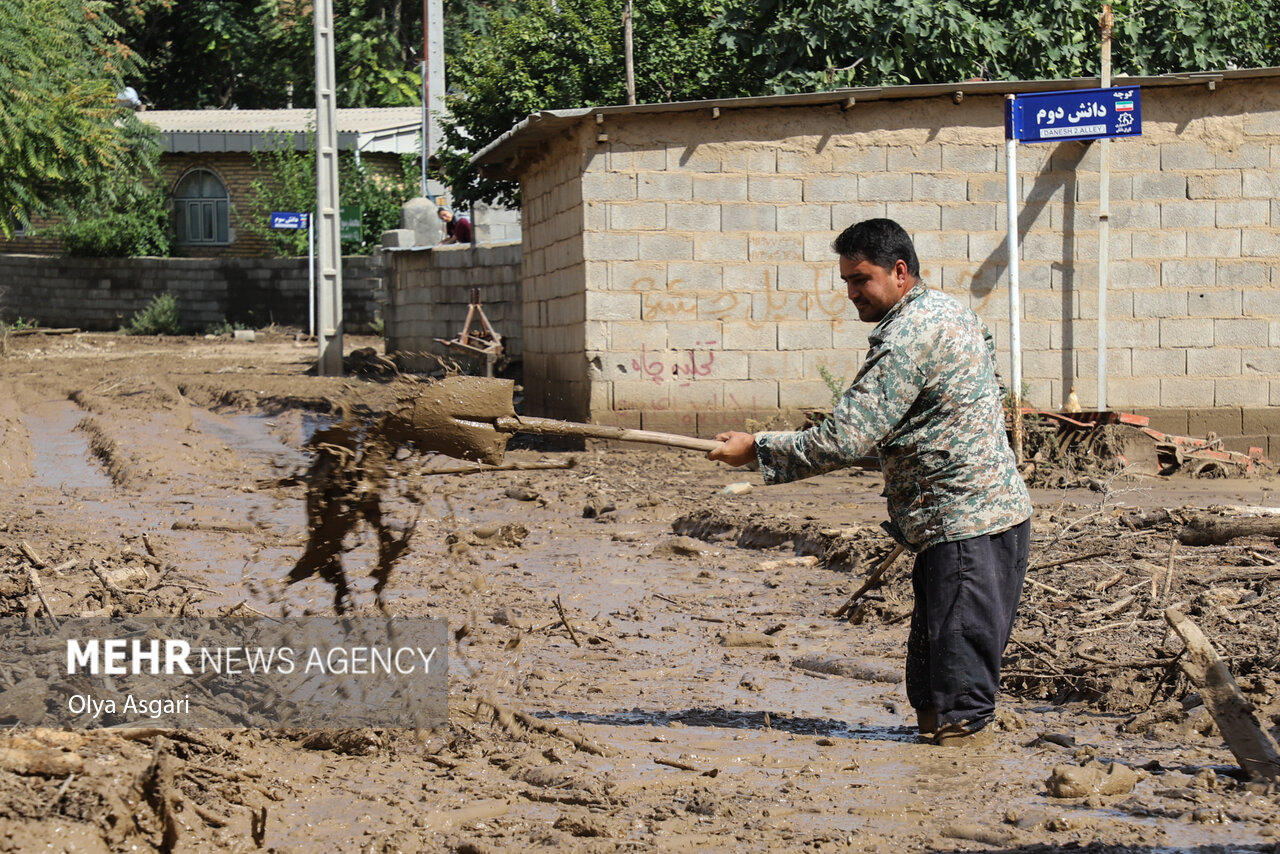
[439,0,750,208]
[712,0,1280,94]
[109,0,305,109]
[0,0,160,238]
[241,134,418,256]
[109,0,430,109]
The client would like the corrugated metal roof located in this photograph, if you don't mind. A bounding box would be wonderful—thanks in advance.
[475,67,1276,178]
[144,107,422,134]
[142,107,423,154]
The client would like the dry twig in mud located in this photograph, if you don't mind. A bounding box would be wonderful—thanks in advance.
[653,756,718,776]
[24,563,59,629]
[553,594,582,647]
[1028,550,1113,572]
[475,697,613,757]
[832,543,906,619]
[1025,577,1069,596]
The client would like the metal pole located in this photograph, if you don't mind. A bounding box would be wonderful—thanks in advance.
[420,60,429,196]
[314,0,343,376]
[1097,4,1114,411]
[308,213,315,338]
[624,0,636,106]
[1005,94,1023,463]
[421,0,430,196]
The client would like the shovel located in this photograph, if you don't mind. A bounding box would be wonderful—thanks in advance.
[389,375,723,465]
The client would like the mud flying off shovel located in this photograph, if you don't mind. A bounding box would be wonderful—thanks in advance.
[387,375,723,465]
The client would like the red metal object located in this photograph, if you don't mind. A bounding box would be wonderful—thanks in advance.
[1017,409,1272,476]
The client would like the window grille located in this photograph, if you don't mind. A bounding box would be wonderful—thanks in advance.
[174,170,230,245]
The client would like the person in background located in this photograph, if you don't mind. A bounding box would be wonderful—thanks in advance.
[437,207,472,244]
[708,218,1033,747]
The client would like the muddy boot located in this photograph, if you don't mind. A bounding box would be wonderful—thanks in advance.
[916,708,938,740]
[933,721,995,749]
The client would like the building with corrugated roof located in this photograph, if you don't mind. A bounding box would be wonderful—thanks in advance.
[2,108,422,257]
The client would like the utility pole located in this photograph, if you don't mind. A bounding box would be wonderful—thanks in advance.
[1097,4,1114,411]
[421,0,446,199]
[314,0,343,376]
[624,0,636,105]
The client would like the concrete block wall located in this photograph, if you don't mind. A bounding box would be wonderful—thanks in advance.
[521,133,592,421]
[0,254,383,332]
[512,76,1280,441]
[383,242,522,372]
[471,202,523,245]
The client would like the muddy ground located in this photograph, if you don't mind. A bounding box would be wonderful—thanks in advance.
[0,330,1278,853]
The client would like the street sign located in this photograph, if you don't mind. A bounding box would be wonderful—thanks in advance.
[340,206,362,242]
[1006,87,1141,143]
[269,211,310,230]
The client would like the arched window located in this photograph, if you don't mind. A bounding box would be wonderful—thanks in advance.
[173,170,230,245]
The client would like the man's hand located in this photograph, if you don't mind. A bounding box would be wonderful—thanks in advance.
[707,431,758,467]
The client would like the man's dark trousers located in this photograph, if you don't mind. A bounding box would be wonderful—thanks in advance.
[906,518,1031,730]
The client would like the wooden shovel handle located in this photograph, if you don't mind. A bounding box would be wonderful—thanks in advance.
[494,416,722,452]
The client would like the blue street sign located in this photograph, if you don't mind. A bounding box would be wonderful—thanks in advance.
[1006,87,1141,143]
[269,211,310,230]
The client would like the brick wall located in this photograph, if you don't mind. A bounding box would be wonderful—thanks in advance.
[0,254,383,332]
[511,76,1280,444]
[383,243,522,372]
[0,151,405,258]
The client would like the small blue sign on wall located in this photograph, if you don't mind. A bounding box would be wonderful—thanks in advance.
[269,211,310,230]
[1006,87,1142,143]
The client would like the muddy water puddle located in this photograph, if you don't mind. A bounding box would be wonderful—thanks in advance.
[19,398,112,490]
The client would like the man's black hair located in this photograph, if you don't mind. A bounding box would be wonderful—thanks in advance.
[832,218,920,278]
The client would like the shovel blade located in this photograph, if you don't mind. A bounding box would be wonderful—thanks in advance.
[395,375,517,465]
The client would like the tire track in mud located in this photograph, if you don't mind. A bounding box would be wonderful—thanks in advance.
[0,379,34,483]
[73,414,137,489]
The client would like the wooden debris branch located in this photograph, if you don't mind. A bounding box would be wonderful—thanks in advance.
[420,458,577,476]
[832,543,907,619]
[24,564,59,629]
[19,541,46,568]
[1164,607,1280,783]
[1178,513,1280,546]
[553,594,582,647]
[653,755,718,776]
[1028,549,1113,572]
[1121,508,1173,531]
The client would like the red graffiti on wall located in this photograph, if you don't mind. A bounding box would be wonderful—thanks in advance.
[629,342,717,384]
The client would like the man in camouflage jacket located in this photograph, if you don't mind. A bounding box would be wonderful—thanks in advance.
[710,218,1032,746]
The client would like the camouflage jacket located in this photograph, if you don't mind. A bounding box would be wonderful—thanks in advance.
[755,283,1032,551]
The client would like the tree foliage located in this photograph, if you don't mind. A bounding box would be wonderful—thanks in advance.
[109,0,431,108]
[440,0,1280,208]
[713,0,1280,93]
[439,0,751,208]
[0,0,162,238]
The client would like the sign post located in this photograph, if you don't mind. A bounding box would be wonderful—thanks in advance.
[1004,85,1141,457]
[269,212,314,337]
